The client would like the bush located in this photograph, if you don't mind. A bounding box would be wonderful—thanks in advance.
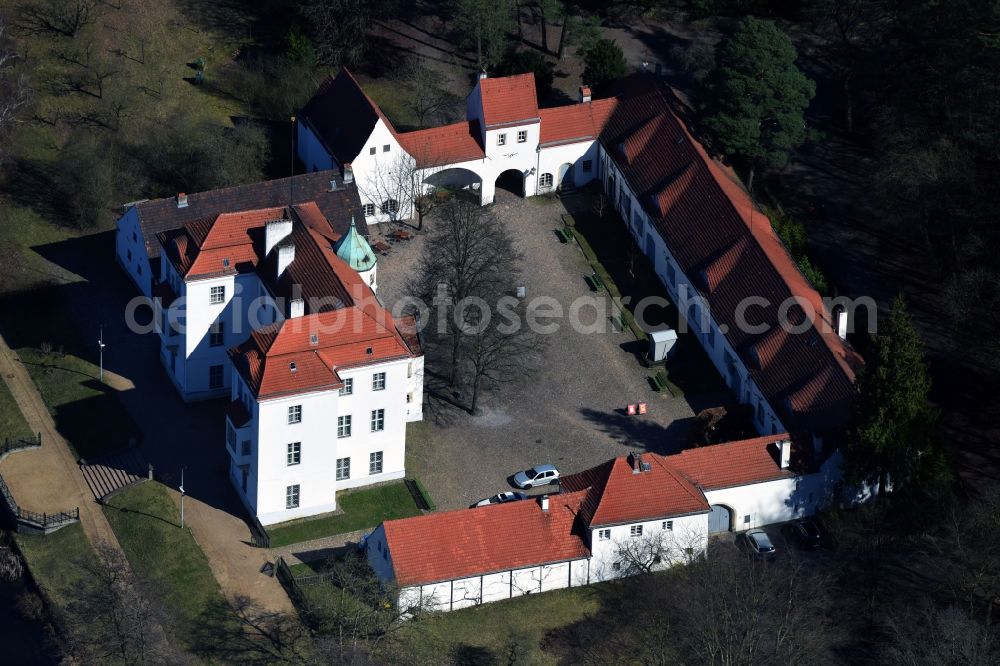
[765,206,829,293]
[582,38,627,95]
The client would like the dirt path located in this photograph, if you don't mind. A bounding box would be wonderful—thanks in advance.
[0,331,121,549]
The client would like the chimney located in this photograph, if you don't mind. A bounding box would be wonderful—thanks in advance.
[176,193,188,208]
[778,438,791,469]
[289,297,304,319]
[833,306,848,339]
[540,495,549,512]
[343,163,354,184]
[276,240,295,279]
[579,86,592,103]
[630,451,642,474]
[479,71,488,80]
[265,218,293,256]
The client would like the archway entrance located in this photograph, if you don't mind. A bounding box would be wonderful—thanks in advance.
[708,504,733,533]
[423,167,482,192]
[495,169,524,197]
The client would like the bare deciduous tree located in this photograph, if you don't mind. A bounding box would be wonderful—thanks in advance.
[0,545,23,581]
[356,151,420,228]
[611,524,705,578]
[0,17,31,156]
[414,200,524,388]
[19,0,99,38]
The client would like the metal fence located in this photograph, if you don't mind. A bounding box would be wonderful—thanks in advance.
[0,433,80,533]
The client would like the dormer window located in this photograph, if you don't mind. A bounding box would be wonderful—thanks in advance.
[290,362,297,373]
[310,334,319,346]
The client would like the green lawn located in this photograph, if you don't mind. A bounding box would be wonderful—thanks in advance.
[0,373,33,443]
[102,481,229,648]
[16,347,141,461]
[384,586,601,665]
[268,482,423,548]
[15,523,97,616]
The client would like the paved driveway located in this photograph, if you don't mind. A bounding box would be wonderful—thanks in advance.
[379,192,712,510]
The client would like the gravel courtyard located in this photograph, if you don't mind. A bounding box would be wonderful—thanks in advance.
[377,192,722,510]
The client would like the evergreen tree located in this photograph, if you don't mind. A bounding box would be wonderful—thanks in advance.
[582,38,626,95]
[844,296,945,496]
[700,17,815,191]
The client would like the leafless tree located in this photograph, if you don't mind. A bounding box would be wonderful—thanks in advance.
[72,540,165,664]
[414,200,524,388]
[306,554,432,664]
[610,524,705,578]
[356,151,419,228]
[403,64,456,129]
[0,17,31,156]
[881,603,999,666]
[0,545,23,581]
[18,0,99,38]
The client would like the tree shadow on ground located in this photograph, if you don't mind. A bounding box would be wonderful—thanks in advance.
[579,406,694,455]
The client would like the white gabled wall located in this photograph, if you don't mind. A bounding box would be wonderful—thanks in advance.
[588,512,708,582]
[536,140,601,193]
[115,206,153,297]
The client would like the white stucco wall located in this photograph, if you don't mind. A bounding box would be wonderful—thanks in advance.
[588,512,708,582]
[115,206,153,297]
[536,140,600,194]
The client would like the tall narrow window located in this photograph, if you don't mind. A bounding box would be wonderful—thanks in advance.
[209,320,224,347]
[372,372,386,391]
[370,451,383,475]
[497,133,507,146]
[370,409,385,432]
[287,405,302,424]
[286,442,301,466]
[336,457,350,480]
[337,415,352,438]
[286,485,300,509]
[340,378,354,396]
[517,130,527,143]
[210,285,225,305]
[209,365,224,389]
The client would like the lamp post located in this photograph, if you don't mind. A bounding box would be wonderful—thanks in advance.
[98,327,105,383]
[179,467,186,529]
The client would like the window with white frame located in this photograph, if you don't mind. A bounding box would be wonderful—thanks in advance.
[287,442,301,465]
[381,199,399,215]
[497,133,506,146]
[630,524,643,538]
[287,405,302,424]
[209,320,224,347]
[286,484,299,509]
[370,451,383,474]
[337,415,352,438]
[336,457,350,480]
[363,203,375,217]
[583,159,593,173]
[209,365,224,389]
[539,173,553,188]
[370,408,385,432]
[210,285,225,305]
[517,130,527,143]
[597,528,611,541]
[372,372,386,391]
[340,378,353,396]
[663,520,673,531]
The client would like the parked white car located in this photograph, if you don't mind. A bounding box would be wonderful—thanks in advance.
[512,465,560,489]
[473,491,528,508]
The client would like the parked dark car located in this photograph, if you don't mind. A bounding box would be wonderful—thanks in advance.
[783,521,823,550]
[738,529,777,561]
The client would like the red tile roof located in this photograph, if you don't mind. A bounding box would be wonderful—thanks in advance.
[561,453,710,527]
[382,491,591,586]
[538,99,617,146]
[299,68,399,165]
[668,434,806,491]
[230,307,415,399]
[479,74,539,127]
[593,76,862,430]
[397,121,485,168]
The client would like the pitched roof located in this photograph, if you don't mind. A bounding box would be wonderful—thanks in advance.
[229,307,415,399]
[538,99,617,146]
[299,68,398,165]
[397,121,485,168]
[594,76,862,431]
[668,434,808,491]
[560,453,710,527]
[382,492,591,587]
[478,74,540,127]
[131,170,362,260]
